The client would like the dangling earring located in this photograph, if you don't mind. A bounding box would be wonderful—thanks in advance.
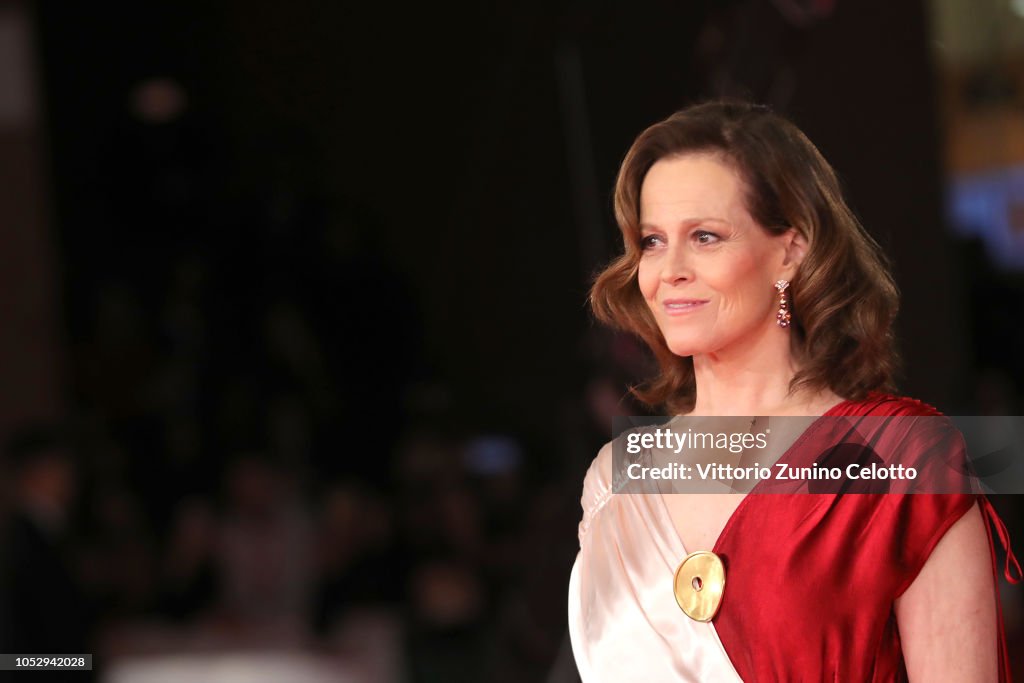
[774,280,791,328]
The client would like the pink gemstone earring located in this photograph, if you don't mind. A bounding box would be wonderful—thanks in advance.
[774,280,791,327]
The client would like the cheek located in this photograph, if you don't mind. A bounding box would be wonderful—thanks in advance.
[708,255,767,311]
[637,259,658,300]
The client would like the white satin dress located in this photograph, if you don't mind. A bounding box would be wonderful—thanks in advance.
[567,442,743,682]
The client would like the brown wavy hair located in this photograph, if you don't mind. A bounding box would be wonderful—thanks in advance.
[590,99,900,414]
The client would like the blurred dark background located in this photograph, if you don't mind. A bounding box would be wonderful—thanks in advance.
[0,0,1022,680]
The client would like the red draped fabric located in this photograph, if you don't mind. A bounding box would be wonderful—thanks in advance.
[711,392,1022,681]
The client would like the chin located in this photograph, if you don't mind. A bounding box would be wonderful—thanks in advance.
[661,336,706,358]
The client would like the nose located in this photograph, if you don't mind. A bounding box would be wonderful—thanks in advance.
[659,241,693,285]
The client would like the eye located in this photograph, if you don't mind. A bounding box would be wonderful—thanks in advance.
[639,234,664,250]
[693,230,721,245]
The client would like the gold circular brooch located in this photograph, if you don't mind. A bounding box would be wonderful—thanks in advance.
[673,550,726,622]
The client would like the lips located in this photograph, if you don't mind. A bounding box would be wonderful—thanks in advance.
[662,298,709,315]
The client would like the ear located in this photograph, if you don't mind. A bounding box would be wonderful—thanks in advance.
[780,227,809,272]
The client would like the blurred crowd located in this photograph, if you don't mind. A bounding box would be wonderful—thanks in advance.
[0,216,651,682]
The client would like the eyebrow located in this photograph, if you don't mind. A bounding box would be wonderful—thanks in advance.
[638,218,729,232]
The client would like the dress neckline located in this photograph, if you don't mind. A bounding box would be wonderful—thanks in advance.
[654,395,857,557]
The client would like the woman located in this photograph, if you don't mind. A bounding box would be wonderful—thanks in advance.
[569,100,1021,681]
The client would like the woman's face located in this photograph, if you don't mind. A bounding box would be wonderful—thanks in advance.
[637,153,796,359]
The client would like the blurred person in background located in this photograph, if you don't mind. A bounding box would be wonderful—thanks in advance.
[216,453,314,632]
[571,99,1022,681]
[311,481,403,634]
[393,429,487,682]
[0,424,95,679]
[157,497,221,623]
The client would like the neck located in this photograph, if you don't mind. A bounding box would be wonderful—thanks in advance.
[688,322,830,415]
